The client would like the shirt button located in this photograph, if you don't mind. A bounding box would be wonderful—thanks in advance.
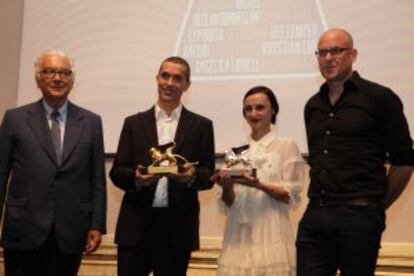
[329,112,334,117]
[323,149,328,154]
[321,190,326,195]
[325,130,331,135]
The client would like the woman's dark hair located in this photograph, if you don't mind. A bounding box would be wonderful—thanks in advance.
[242,85,279,124]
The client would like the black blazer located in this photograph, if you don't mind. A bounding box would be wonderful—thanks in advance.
[110,106,215,251]
[0,100,107,253]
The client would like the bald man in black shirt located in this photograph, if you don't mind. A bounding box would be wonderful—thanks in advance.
[296,28,414,276]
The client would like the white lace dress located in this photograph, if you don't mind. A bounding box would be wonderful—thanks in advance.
[217,130,306,276]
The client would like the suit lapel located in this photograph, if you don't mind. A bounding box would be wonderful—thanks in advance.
[26,100,59,167]
[174,107,193,153]
[140,107,158,147]
[61,102,85,166]
[140,107,159,196]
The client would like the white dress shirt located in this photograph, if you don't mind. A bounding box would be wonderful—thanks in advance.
[152,104,182,207]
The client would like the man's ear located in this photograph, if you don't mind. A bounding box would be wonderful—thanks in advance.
[35,73,41,88]
[184,81,191,92]
[351,48,358,63]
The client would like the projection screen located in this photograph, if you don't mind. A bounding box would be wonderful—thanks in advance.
[17,0,414,153]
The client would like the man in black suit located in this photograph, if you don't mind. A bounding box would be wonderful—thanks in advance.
[0,50,107,276]
[110,56,215,276]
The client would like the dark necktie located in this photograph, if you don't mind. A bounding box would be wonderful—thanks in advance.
[50,110,62,165]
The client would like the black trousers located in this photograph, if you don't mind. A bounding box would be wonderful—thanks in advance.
[4,229,83,276]
[296,202,385,276]
[117,208,192,276]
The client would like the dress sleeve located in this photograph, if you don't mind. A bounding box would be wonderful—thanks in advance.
[279,140,306,207]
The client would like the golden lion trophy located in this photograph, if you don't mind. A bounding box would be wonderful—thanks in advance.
[141,142,191,174]
[220,144,256,178]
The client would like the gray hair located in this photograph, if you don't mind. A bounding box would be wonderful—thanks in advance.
[34,49,74,72]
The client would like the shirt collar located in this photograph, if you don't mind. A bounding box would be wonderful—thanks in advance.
[155,104,183,121]
[248,127,276,148]
[319,71,361,99]
[42,100,68,120]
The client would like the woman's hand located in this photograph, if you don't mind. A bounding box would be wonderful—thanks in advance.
[211,170,236,206]
[211,170,235,189]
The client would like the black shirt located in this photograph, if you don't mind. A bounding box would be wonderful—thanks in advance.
[305,71,414,198]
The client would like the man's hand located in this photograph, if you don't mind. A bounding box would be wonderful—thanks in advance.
[135,165,161,186]
[84,229,102,254]
[167,163,196,183]
[385,165,414,209]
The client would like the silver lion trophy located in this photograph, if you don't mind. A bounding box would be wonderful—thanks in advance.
[220,144,256,178]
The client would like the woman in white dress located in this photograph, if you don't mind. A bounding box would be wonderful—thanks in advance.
[214,86,306,276]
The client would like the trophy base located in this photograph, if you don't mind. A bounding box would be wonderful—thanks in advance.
[141,165,184,174]
[220,168,256,178]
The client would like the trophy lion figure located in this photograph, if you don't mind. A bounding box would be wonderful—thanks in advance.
[149,145,177,166]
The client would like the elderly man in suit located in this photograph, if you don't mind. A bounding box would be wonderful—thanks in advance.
[0,50,107,276]
[110,56,215,276]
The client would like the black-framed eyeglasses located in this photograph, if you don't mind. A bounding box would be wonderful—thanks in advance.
[315,47,352,58]
[40,68,73,79]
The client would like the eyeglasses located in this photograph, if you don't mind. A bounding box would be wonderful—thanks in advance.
[40,68,73,79]
[315,47,352,58]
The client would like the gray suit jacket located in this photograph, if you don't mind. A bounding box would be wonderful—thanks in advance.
[0,100,106,253]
